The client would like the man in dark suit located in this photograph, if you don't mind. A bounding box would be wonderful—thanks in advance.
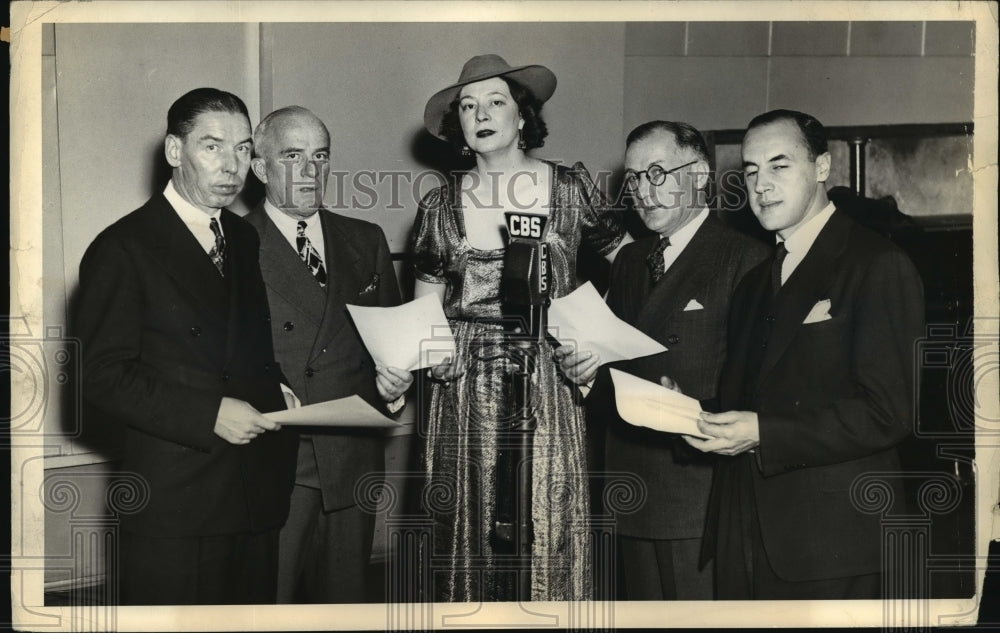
[685,109,924,599]
[75,88,298,605]
[245,106,411,603]
[557,121,768,599]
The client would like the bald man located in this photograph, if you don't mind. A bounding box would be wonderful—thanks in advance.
[245,106,412,603]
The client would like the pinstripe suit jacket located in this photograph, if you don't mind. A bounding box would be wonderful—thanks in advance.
[592,214,768,539]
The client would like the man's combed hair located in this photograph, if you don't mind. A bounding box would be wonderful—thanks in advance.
[253,106,326,157]
[746,109,828,159]
[167,87,250,139]
[625,120,710,163]
[438,76,548,152]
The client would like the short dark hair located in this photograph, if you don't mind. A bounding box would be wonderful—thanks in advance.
[626,120,710,163]
[745,109,828,159]
[167,87,250,139]
[438,76,548,152]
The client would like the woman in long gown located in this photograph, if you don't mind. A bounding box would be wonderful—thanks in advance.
[411,54,630,602]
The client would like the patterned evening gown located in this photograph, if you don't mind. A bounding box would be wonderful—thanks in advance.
[410,161,625,601]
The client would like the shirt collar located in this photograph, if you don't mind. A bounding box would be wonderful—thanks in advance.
[777,201,836,255]
[263,199,322,233]
[663,207,709,250]
[164,179,221,224]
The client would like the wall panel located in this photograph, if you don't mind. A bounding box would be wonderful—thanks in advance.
[54,24,258,294]
[266,22,627,254]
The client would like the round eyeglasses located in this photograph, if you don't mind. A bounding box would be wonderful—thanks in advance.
[624,159,699,191]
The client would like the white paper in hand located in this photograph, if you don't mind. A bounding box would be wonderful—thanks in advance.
[346,294,456,371]
[265,395,402,428]
[609,368,710,439]
[547,282,667,363]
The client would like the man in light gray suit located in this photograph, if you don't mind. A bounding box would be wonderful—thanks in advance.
[245,106,412,603]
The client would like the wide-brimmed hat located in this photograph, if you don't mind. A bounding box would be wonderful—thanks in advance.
[423,54,557,140]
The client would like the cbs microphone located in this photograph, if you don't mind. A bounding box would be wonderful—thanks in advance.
[501,212,550,340]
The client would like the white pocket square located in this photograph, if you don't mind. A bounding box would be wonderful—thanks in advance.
[803,299,833,324]
[683,299,704,311]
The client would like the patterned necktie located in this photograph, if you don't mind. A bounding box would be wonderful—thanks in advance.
[208,217,225,276]
[771,242,788,296]
[646,236,671,283]
[297,221,328,287]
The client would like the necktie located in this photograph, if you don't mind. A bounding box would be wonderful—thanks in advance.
[646,236,671,283]
[771,242,788,296]
[297,221,328,287]
[208,217,225,276]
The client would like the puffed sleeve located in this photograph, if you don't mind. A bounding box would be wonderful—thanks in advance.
[571,161,626,257]
[410,186,448,283]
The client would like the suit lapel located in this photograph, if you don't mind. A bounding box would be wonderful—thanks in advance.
[756,210,851,387]
[219,210,252,363]
[254,208,328,328]
[635,215,724,331]
[307,211,365,364]
[137,195,229,325]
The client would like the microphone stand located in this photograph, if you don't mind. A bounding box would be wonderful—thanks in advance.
[494,303,547,602]
[494,217,550,602]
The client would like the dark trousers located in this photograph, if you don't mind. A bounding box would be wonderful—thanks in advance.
[715,457,881,600]
[620,536,714,600]
[277,484,377,603]
[118,528,280,605]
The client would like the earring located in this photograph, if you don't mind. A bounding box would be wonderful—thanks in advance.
[517,129,526,150]
[460,145,472,156]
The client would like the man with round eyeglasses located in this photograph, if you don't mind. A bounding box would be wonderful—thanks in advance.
[557,120,768,600]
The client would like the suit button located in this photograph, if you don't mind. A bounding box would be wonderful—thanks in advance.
[667,335,680,345]
[221,372,230,381]
[320,347,327,354]
[189,326,201,336]
[305,367,315,378]
[283,321,294,331]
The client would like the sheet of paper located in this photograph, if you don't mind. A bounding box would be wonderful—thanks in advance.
[547,282,668,363]
[609,368,711,439]
[265,395,402,428]
[347,294,456,371]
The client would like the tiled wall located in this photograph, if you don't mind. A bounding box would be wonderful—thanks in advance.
[624,21,975,133]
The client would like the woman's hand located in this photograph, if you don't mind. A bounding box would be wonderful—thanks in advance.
[553,344,600,385]
[428,354,465,383]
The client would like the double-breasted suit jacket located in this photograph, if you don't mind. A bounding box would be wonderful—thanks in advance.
[245,205,402,512]
[592,214,768,539]
[706,208,925,582]
[76,193,298,537]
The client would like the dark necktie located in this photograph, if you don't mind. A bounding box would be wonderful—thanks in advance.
[771,242,788,296]
[646,236,671,283]
[297,221,328,287]
[208,217,225,276]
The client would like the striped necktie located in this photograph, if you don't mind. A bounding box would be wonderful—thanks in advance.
[646,236,671,283]
[297,221,327,287]
[208,217,225,276]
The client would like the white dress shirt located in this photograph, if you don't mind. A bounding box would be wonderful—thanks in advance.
[776,202,836,286]
[164,180,223,253]
[656,207,710,274]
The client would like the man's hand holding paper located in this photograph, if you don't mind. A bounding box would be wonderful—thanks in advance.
[547,282,667,364]
[683,410,760,455]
